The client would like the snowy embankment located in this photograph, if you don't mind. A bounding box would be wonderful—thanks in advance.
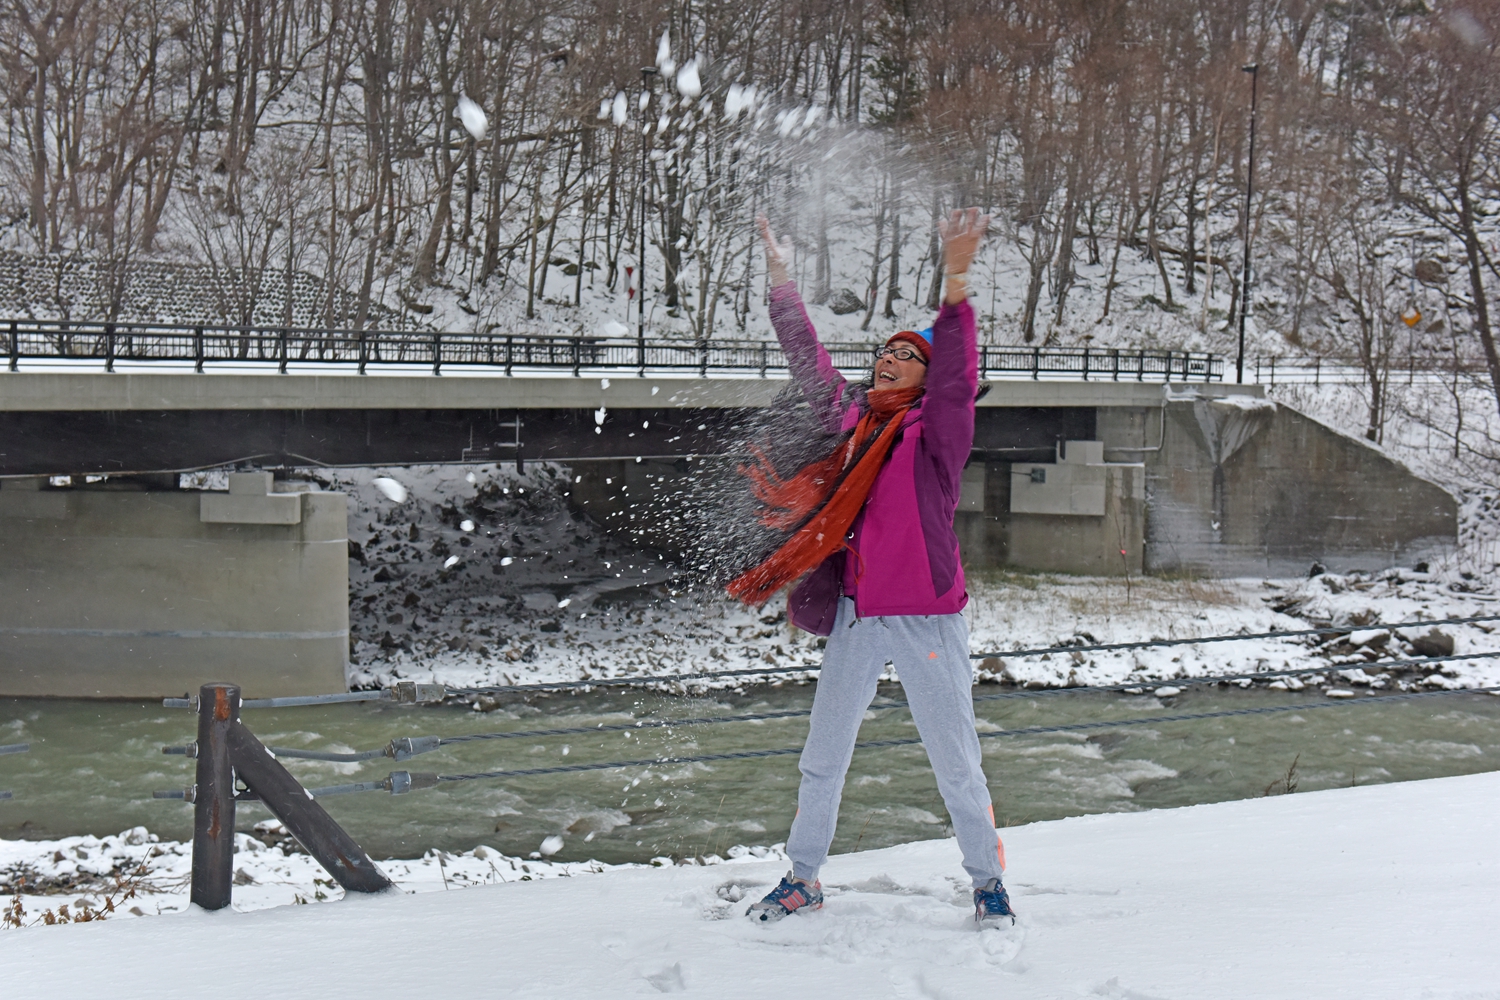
[3,771,1496,999]
[307,462,1500,699]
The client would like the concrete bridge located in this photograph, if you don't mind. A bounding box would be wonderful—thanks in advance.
[0,361,1459,699]
[0,369,1156,476]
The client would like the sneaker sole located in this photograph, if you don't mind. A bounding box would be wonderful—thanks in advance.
[748,901,823,923]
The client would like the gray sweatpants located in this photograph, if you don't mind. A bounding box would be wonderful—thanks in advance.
[786,597,1006,888]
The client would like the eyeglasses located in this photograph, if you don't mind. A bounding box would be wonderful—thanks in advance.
[873,346,928,365]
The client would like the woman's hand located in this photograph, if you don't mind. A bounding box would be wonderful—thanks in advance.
[938,207,990,304]
[756,213,794,288]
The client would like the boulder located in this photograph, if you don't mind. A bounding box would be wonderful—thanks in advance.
[827,288,865,315]
[1409,628,1455,658]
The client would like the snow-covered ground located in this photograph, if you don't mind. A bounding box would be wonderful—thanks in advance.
[3,770,1495,998]
[289,462,1500,699]
[0,818,748,921]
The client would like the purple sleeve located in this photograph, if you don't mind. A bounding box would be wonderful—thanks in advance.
[768,282,853,433]
[918,297,978,488]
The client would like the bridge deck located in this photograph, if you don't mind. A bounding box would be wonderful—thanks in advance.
[0,370,1259,412]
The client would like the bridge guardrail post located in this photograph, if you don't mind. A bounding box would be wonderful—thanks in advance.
[7,320,16,371]
[434,333,443,376]
[1031,347,1039,380]
[358,330,367,375]
[759,342,767,378]
[505,335,513,376]
[278,328,289,373]
[571,336,580,377]
[104,323,115,373]
[194,326,204,373]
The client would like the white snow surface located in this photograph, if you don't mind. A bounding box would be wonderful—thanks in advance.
[3,771,1497,998]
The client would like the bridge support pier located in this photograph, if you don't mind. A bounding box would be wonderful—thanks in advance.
[0,481,350,699]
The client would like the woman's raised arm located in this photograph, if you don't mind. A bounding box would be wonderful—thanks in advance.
[759,214,852,433]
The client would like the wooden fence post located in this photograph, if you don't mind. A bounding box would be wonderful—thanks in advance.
[190,683,240,911]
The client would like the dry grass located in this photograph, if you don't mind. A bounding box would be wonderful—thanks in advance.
[1,862,150,929]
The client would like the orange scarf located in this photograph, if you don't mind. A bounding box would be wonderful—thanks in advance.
[726,386,922,607]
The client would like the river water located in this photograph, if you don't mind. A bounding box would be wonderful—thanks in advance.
[3,684,1499,864]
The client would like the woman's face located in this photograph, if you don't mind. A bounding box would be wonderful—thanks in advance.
[874,345,928,391]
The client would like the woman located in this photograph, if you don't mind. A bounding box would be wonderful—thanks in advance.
[732,208,1014,927]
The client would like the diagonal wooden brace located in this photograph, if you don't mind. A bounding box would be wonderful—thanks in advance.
[227,720,393,895]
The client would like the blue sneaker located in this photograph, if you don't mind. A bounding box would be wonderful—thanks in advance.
[746,872,823,922]
[974,877,1016,926]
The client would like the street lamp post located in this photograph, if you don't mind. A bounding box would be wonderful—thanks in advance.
[1236,62,1259,384]
[638,66,658,376]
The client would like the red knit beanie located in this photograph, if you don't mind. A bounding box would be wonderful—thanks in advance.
[884,329,931,362]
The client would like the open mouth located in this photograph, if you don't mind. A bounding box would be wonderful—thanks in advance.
[878,371,897,382]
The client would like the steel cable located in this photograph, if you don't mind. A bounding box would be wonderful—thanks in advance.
[431,685,1500,785]
[449,612,1500,696]
[0,742,27,801]
[155,614,1500,709]
[970,612,1500,659]
[159,684,1498,799]
[212,651,1500,766]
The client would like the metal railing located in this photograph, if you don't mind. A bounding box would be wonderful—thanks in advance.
[1253,354,1488,387]
[0,318,1223,382]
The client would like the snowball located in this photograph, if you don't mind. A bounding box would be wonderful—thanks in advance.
[457,95,487,141]
[655,30,674,75]
[460,519,475,532]
[676,59,701,98]
[612,91,628,126]
[500,557,514,566]
[465,472,477,484]
[558,598,572,608]
[372,477,408,503]
[443,555,460,569]
[539,835,564,856]
[1154,686,1181,698]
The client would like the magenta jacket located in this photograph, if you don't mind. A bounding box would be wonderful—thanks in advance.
[767,282,977,633]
